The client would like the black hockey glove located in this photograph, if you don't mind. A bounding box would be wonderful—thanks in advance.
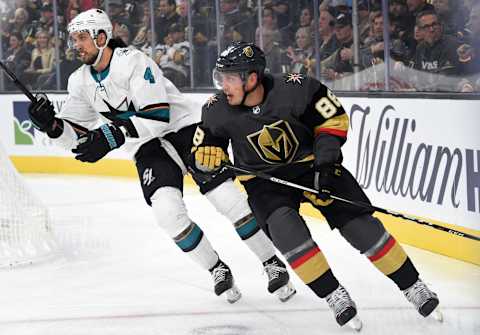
[28,93,56,132]
[304,164,341,206]
[72,124,125,163]
[314,164,341,201]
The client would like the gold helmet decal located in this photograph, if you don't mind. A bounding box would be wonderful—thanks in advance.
[243,46,254,58]
[247,120,299,164]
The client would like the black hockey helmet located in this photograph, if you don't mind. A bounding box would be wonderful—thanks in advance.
[215,41,266,81]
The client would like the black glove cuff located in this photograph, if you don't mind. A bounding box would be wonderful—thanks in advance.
[46,118,64,138]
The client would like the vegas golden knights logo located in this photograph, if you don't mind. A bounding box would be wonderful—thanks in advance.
[243,46,254,57]
[247,120,299,164]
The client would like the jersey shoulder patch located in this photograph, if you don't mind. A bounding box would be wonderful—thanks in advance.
[203,93,221,110]
[284,72,305,85]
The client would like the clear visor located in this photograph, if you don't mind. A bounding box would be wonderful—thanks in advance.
[212,69,245,90]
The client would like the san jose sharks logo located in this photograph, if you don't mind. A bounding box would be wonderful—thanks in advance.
[100,97,170,123]
[247,120,299,164]
[100,97,137,122]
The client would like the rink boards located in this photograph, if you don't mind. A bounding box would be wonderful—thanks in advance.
[1,93,479,265]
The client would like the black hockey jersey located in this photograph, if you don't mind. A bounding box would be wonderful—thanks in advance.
[200,73,349,176]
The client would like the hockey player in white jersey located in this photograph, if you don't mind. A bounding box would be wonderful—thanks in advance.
[27,9,295,303]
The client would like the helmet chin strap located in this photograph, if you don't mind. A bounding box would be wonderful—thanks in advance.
[240,72,260,106]
[92,36,109,68]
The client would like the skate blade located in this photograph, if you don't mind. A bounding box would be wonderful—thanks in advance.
[431,307,443,323]
[225,285,242,304]
[347,316,363,332]
[274,281,296,302]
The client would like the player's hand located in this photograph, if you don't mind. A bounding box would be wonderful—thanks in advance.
[191,146,229,172]
[303,164,340,206]
[28,93,56,132]
[72,124,125,163]
[314,164,340,200]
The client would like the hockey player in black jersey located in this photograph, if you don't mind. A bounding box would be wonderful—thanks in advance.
[192,41,442,329]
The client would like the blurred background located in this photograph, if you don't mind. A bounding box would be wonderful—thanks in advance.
[0,0,479,93]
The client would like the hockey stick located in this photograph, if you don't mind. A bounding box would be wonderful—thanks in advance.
[0,60,36,102]
[224,164,480,242]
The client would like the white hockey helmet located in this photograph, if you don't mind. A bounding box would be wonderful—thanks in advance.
[68,9,113,66]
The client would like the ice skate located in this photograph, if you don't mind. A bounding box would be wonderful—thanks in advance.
[403,278,442,321]
[210,260,242,303]
[263,255,296,302]
[325,285,363,331]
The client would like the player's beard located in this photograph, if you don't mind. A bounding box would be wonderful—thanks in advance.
[82,49,99,65]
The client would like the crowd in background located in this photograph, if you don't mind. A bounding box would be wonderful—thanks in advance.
[0,0,479,92]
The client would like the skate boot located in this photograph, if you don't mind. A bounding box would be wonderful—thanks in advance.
[263,255,296,302]
[210,260,242,304]
[325,285,363,331]
[403,278,442,321]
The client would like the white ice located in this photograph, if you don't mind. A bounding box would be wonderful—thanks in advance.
[0,174,478,335]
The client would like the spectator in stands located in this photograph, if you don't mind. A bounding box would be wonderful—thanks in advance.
[456,4,480,91]
[190,0,216,85]
[320,13,354,81]
[286,26,315,75]
[255,7,285,74]
[389,0,410,39]
[66,0,81,23]
[176,0,189,28]
[296,6,313,32]
[413,10,460,91]
[357,1,371,42]
[155,0,180,45]
[59,47,82,89]
[269,0,291,32]
[317,7,339,61]
[431,0,467,36]
[320,0,351,16]
[219,0,255,48]
[7,0,36,25]
[4,32,30,91]
[360,12,410,68]
[24,30,55,89]
[108,0,133,39]
[33,4,55,37]
[404,0,435,41]
[8,8,35,46]
[114,23,131,46]
[158,23,190,87]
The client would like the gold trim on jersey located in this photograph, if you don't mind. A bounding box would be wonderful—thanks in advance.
[314,113,349,137]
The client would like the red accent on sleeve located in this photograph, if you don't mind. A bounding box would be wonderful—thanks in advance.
[314,127,348,138]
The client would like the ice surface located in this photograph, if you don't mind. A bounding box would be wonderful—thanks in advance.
[0,175,478,335]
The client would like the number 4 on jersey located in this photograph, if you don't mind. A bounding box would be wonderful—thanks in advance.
[144,67,155,84]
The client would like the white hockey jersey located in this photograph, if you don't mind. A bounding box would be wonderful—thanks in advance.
[54,46,202,156]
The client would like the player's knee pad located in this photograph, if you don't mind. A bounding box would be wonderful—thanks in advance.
[339,214,388,254]
[266,206,312,255]
[151,187,206,253]
[205,179,250,222]
[205,180,261,240]
[151,186,191,238]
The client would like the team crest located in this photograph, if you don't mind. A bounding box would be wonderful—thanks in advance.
[243,46,254,58]
[247,120,299,164]
[285,73,304,85]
